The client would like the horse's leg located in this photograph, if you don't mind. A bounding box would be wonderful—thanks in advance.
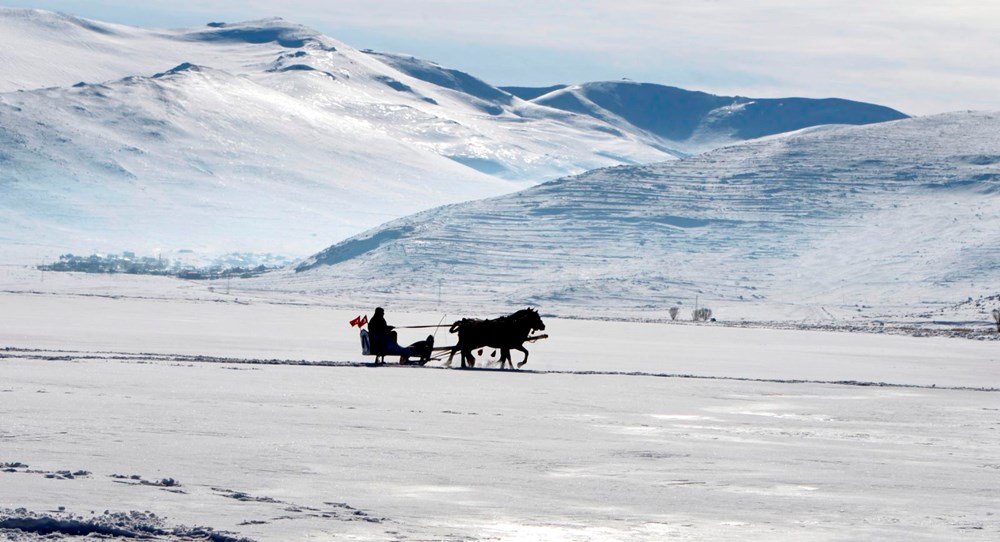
[499,348,512,369]
[514,345,529,368]
[458,346,473,368]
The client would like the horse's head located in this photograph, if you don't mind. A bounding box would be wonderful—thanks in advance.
[520,307,545,333]
[449,318,472,334]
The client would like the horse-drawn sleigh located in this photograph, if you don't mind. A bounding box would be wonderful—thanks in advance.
[358,308,548,369]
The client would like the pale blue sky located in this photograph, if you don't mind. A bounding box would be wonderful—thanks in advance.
[5,1,999,115]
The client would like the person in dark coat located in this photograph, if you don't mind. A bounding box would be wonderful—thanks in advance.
[367,307,398,351]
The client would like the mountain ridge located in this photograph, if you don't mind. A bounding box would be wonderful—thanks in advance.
[506,81,908,153]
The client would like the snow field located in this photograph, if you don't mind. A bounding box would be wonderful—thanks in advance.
[3,357,998,541]
[2,285,999,540]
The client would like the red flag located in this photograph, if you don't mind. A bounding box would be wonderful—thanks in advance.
[360,315,368,327]
[349,315,361,327]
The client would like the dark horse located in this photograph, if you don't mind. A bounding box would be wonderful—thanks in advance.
[448,308,545,369]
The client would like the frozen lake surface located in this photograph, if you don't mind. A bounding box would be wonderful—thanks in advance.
[2,285,999,540]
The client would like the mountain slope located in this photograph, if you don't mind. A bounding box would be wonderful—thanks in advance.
[0,63,514,259]
[257,112,1000,322]
[505,82,909,153]
[363,51,515,114]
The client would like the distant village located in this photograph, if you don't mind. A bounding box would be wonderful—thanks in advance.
[39,251,289,280]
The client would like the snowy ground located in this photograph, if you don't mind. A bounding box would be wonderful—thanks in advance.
[2,271,999,540]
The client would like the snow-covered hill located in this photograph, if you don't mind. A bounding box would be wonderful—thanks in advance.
[257,112,1000,323]
[504,82,909,153]
[0,9,671,262]
[0,61,516,260]
[0,8,911,264]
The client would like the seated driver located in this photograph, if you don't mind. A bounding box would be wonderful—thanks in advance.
[367,307,399,351]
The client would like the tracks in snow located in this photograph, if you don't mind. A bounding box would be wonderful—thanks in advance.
[2,346,996,393]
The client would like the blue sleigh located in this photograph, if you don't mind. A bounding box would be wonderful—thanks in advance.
[360,329,435,365]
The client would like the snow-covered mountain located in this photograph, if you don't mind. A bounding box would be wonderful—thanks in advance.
[503,82,909,153]
[0,8,910,264]
[258,112,1000,322]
